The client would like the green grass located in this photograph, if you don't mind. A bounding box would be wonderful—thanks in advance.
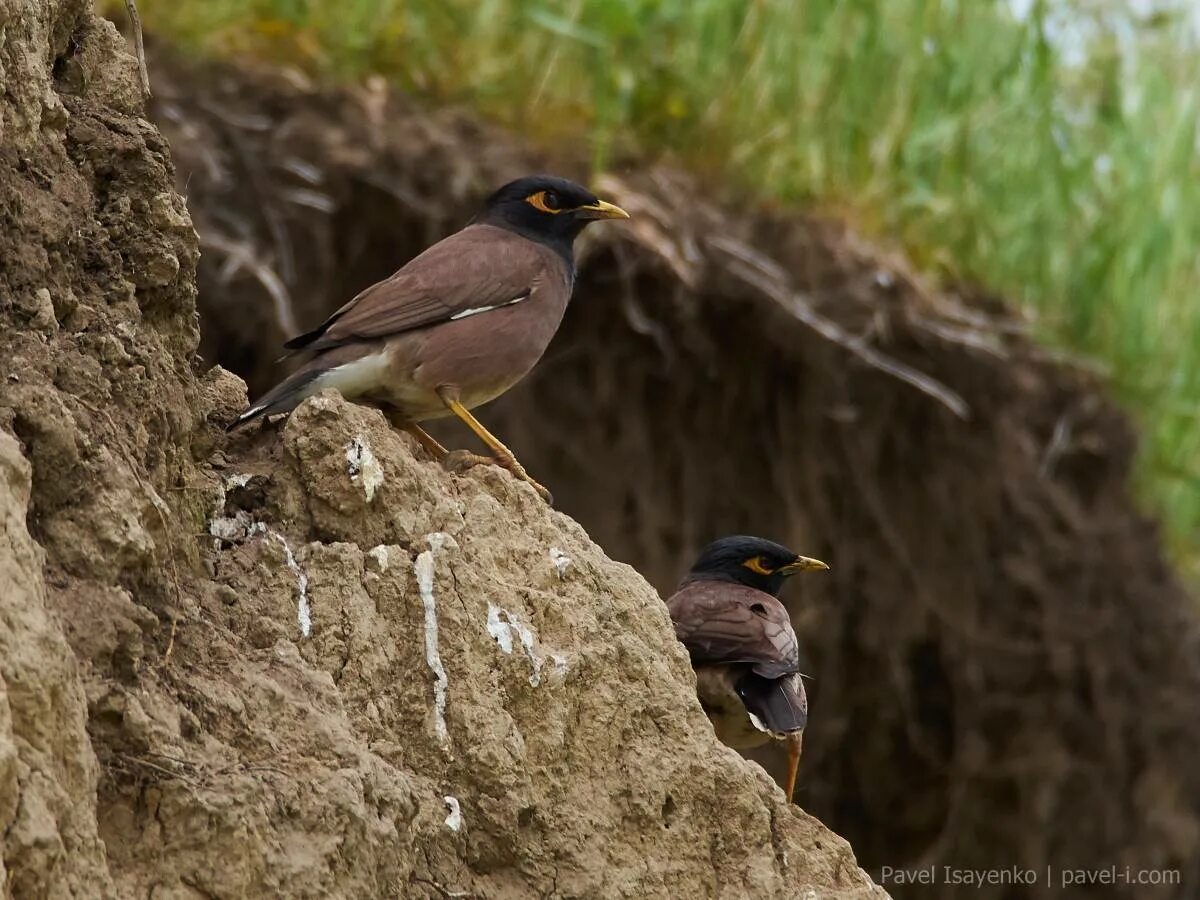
[135,0,1200,571]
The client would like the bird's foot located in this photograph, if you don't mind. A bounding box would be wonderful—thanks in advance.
[442,449,494,473]
[442,450,553,504]
[519,474,553,505]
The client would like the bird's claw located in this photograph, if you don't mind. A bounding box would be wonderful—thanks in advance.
[441,450,553,505]
[441,449,493,473]
[526,479,554,505]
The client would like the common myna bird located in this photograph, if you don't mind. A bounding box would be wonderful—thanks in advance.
[667,535,828,802]
[231,175,630,501]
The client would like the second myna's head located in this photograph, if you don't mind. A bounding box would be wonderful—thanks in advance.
[683,535,828,597]
[476,175,629,256]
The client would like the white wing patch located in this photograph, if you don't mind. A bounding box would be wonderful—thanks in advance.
[448,289,532,321]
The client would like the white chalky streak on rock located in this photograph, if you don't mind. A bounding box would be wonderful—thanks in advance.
[205,483,311,638]
[207,480,232,549]
[549,547,572,578]
[249,523,311,639]
[443,796,463,832]
[281,536,312,639]
[208,509,254,543]
[344,435,384,501]
[415,532,456,744]
[484,605,547,686]
[207,474,257,546]
[367,545,389,572]
[486,603,513,654]
[510,617,543,687]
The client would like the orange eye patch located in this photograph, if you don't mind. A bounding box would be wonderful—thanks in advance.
[526,190,565,213]
[742,556,775,576]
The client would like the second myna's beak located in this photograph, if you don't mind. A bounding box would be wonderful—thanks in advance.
[781,555,829,574]
[575,199,630,220]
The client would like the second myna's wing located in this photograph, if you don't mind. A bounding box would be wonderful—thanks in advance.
[667,581,801,679]
[285,224,555,352]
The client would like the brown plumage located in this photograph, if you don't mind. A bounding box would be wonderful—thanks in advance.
[282,225,556,355]
[232,175,630,502]
[667,535,828,802]
[669,580,807,743]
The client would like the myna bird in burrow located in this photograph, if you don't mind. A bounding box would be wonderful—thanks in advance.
[667,535,828,803]
[230,175,630,502]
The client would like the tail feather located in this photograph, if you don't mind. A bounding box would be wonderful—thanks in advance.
[736,672,807,735]
[228,367,324,431]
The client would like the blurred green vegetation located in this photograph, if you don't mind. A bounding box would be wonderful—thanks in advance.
[134,0,1200,570]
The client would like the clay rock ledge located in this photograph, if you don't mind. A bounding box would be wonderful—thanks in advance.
[0,431,115,897]
[0,0,882,892]
[171,388,883,898]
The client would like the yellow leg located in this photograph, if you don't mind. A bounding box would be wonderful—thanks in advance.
[784,731,803,803]
[403,423,449,461]
[383,409,450,461]
[438,391,552,502]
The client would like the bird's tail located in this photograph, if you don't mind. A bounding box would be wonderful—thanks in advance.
[736,672,808,735]
[227,366,324,431]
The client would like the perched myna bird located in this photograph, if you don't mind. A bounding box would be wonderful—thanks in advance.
[667,535,828,802]
[231,175,629,501]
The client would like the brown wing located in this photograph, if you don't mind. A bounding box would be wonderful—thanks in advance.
[667,581,800,679]
[285,224,556,351]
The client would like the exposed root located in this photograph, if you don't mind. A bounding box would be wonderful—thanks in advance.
[123,0,150,97]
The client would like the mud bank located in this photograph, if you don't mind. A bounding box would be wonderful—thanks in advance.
[0,5,883,896]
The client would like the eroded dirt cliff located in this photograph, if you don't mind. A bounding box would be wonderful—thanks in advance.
[0,1,883,896]
[147,50,1200,899]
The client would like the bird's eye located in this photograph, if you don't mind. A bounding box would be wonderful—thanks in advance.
[526,190,564,214]
[749,602,769,617]
[742,556,775,576]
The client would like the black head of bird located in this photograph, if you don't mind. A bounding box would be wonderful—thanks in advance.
[475,175,630,260]
[683,534,829,597]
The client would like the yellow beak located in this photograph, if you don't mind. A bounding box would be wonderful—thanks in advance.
[781,555,830,574]
[576,199,630,220]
